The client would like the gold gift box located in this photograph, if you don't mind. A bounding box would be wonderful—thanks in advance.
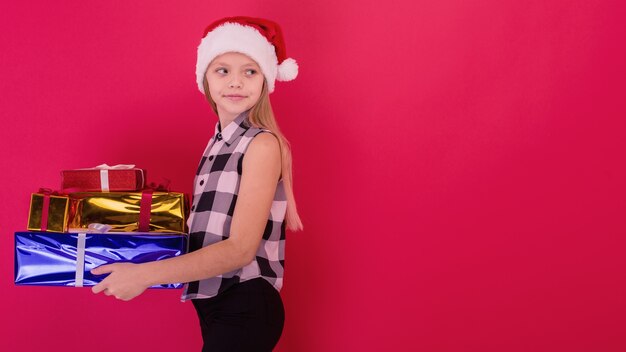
[27,193,70,233]
[67,192,188,234]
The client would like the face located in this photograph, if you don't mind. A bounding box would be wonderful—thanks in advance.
[205,52,264,121]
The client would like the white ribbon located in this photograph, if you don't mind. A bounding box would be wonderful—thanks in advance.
[88,223,113,233]
[68,223,113,233]
[93,164,136,170]
[100,169,110,192]
[75,233,87,287]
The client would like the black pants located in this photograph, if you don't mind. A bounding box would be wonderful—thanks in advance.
[192,278,285,352]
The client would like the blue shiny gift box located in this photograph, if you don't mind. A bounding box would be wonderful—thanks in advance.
[14,231,187,288]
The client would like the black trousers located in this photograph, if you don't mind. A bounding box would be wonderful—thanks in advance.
[192,278,285,352]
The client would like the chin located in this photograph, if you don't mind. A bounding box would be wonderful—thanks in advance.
[219,107,248,117]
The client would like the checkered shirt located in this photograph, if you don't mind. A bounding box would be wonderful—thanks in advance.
[181,111,287,301]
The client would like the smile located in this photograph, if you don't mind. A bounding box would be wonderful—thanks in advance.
[224,95,246,101]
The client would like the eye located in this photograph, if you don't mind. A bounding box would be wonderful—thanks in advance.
[215,68,228,74]
[245,69,257,76]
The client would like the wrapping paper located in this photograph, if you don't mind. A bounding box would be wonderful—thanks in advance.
[27,193,69,233]
[14,231,187,288]
[61,166,145,192]
[68,191,188,234]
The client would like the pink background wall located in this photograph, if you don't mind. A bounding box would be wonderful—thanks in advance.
[2,1,625,351]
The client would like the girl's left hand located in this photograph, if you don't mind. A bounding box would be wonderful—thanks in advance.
[91,263,151,301]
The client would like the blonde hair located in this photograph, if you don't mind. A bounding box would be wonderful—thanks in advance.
[203,78,304,231]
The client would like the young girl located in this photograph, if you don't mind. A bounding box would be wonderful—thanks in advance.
[90,16,303,351]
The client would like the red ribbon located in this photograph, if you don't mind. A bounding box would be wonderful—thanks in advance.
[40,193,50,231]
[138,189,153,232]
[37,188,63,232]
[145,179,170,192]
[136,181,175,232]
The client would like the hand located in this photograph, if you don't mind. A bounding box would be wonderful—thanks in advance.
[91,263,151,301]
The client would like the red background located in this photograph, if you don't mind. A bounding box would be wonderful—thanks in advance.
[2,1,625,351]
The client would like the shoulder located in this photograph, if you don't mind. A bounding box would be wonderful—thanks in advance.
[247,128,280,153]
[241,130,281,176]
[253,129,279,144]
[246,129,280,156]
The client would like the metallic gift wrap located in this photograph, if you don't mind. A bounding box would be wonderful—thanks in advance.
[27,193,69,233]
[14,231,187,288]
[68,192,188,234]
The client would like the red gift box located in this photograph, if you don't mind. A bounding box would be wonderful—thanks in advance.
[61,164,145,192]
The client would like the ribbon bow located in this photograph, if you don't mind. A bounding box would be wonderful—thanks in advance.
[92,164,136,170]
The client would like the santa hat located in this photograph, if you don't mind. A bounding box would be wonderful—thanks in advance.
[196,16,298,94]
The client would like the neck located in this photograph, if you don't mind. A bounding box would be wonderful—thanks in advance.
[218,110,247,131]
[218,115,235,132]
[217,109,236,131]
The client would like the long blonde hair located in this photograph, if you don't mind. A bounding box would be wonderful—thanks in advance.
[203,78,304,231]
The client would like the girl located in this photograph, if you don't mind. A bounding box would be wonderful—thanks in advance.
[91,16,303,351]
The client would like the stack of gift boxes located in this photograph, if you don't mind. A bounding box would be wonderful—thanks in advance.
[14,165,189,289]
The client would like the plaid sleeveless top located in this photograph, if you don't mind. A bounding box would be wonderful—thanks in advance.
[181,111,287,301]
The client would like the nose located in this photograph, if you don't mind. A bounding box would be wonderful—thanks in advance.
[228,74,243,88]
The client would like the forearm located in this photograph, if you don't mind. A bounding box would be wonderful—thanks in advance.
[141,239,252,286]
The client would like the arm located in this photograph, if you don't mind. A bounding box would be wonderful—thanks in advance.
[92,132,282,300]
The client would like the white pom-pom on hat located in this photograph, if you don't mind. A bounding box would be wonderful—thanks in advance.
[277,58,298,81]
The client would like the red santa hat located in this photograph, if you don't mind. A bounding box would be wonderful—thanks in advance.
[196,16,298,94]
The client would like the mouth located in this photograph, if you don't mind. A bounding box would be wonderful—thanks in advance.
[224,94,247,101]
